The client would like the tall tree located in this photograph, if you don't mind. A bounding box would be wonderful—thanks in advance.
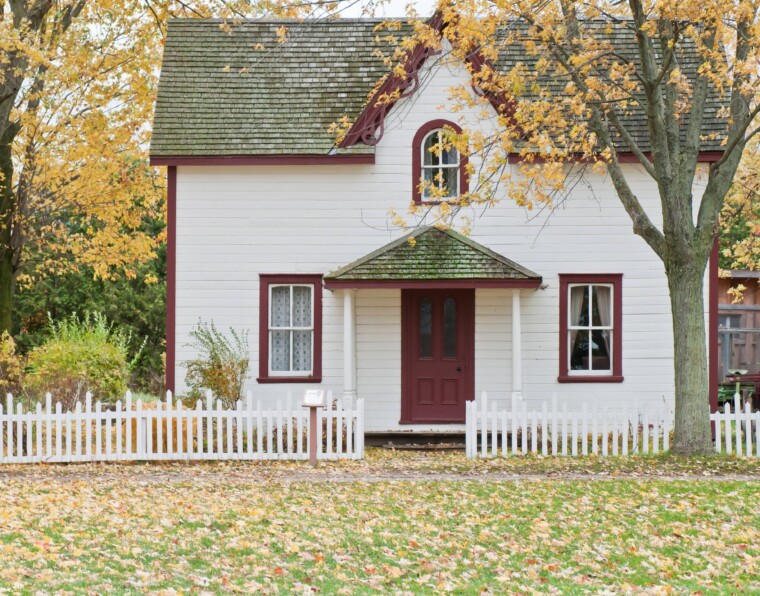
[1,0,353,336]
[399,1,758,453]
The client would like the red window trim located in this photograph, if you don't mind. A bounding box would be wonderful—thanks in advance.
[412,120,469,205]
[558,274,623,383]
[258,274,323,384]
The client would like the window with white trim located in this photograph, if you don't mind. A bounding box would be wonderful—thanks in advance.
[421,129,460,201]
[269,284,314,375]
[567,283,613,374]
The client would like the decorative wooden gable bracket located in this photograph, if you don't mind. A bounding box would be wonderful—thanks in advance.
[339,11,517,149]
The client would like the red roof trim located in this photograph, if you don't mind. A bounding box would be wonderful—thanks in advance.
[508,151,724,165]
[339,12,517,149]
[324,278,541,290]
[150,154,375,166]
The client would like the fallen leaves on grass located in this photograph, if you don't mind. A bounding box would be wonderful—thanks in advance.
[0,456,758,592]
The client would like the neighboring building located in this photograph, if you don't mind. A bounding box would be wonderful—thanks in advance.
[718,271,760,382]
[150,16,721,432]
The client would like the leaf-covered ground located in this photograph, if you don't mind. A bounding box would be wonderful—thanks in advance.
[1,451,758,593]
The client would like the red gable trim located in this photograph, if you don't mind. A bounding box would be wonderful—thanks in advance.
[507,151,724,165]
[150,154,374,166]
[324,278,541,290]
[339,12,517,149]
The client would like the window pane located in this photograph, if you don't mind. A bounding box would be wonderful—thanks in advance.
[271,330,291,371]
[591,329,611,370]
[570,329,590,371]
[420,298,432,358]
[422,166,435,199]
[292,286,312,327]
[441,143,458,166]
[292,330,312,372]
[444,298,457,357]
[569,286,588,327]
[592,285,612,327]
[423,132,440,166]
[271,286,290,328]
[441,166,458,197]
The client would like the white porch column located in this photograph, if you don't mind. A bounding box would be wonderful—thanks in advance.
[343,289,358,400]
[511,289,523,400]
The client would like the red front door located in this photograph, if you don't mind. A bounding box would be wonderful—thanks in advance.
[401,289,474,423]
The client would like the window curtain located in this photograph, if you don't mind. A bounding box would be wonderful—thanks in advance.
[569,286,585,349]
[595,285,612,355]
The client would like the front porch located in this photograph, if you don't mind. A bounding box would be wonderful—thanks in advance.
[324,226,542,431]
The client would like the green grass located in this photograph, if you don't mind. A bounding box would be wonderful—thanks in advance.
[0,452,758,592]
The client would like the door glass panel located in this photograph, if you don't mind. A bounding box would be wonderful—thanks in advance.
[444,298,457,357]
[419,298,432,358]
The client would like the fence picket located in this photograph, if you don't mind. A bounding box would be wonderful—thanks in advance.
[725,403,733,455]
[561,403,568,456]
[541,402,548,455]
[744,401,752,457]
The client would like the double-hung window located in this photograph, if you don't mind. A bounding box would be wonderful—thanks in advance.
[559,274,623,382]
[258,274,322,383]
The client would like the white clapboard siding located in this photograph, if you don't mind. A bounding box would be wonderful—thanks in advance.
[0,391,364,464]
[466,392,750,458]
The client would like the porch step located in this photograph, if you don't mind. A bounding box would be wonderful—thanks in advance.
[365,432,466,450]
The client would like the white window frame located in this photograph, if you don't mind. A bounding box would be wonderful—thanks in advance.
[268,283,314,376]
[567,283,614,376]
[421,129,459,202]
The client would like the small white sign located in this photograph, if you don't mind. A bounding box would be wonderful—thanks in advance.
[303,389,325,407]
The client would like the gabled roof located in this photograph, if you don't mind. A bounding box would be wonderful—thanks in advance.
[323,227,542,288]
[150,17,728,160]
[151,19,409,159]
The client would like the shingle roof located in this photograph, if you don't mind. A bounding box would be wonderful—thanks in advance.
[150,18,728,157]
[151,19,408,157]
[324,227,542,281]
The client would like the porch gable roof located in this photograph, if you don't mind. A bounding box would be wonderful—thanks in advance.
[324,227,542,289]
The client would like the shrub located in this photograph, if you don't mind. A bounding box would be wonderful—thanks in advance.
[184,321,249,408]
[25,313,139,408]
[0,331,23,396]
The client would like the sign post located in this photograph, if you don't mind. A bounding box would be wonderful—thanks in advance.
[302,390,325,466]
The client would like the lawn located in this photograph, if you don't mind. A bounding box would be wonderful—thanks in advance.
[0,451,758,593]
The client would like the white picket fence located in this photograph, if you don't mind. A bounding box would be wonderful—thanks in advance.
[712,393,760,457]
[467,392,760,458]
[467,392,673,458]
[0,390,364,464]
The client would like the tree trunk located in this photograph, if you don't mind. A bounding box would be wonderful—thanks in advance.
[0,129,15,334]
[667,260,713,454]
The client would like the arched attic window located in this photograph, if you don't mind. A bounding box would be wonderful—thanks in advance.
[412,120,469,204]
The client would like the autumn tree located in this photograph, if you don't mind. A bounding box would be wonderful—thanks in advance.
[398,1,759,454]
[1,0,351,337]
[720,139,760,273]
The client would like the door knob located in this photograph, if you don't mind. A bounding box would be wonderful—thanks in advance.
[457,367,462,372]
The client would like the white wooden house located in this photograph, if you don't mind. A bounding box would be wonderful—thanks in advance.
[150,17,721,432]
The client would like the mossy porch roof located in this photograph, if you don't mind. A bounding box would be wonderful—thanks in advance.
[324,227,542,283]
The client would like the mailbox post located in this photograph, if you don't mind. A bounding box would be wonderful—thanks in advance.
[302,389,325,466]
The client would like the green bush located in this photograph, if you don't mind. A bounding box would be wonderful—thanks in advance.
[25,313,140,408]
[184,321,249,408]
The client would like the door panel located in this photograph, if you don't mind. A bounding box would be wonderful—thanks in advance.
[401,289,474,423]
